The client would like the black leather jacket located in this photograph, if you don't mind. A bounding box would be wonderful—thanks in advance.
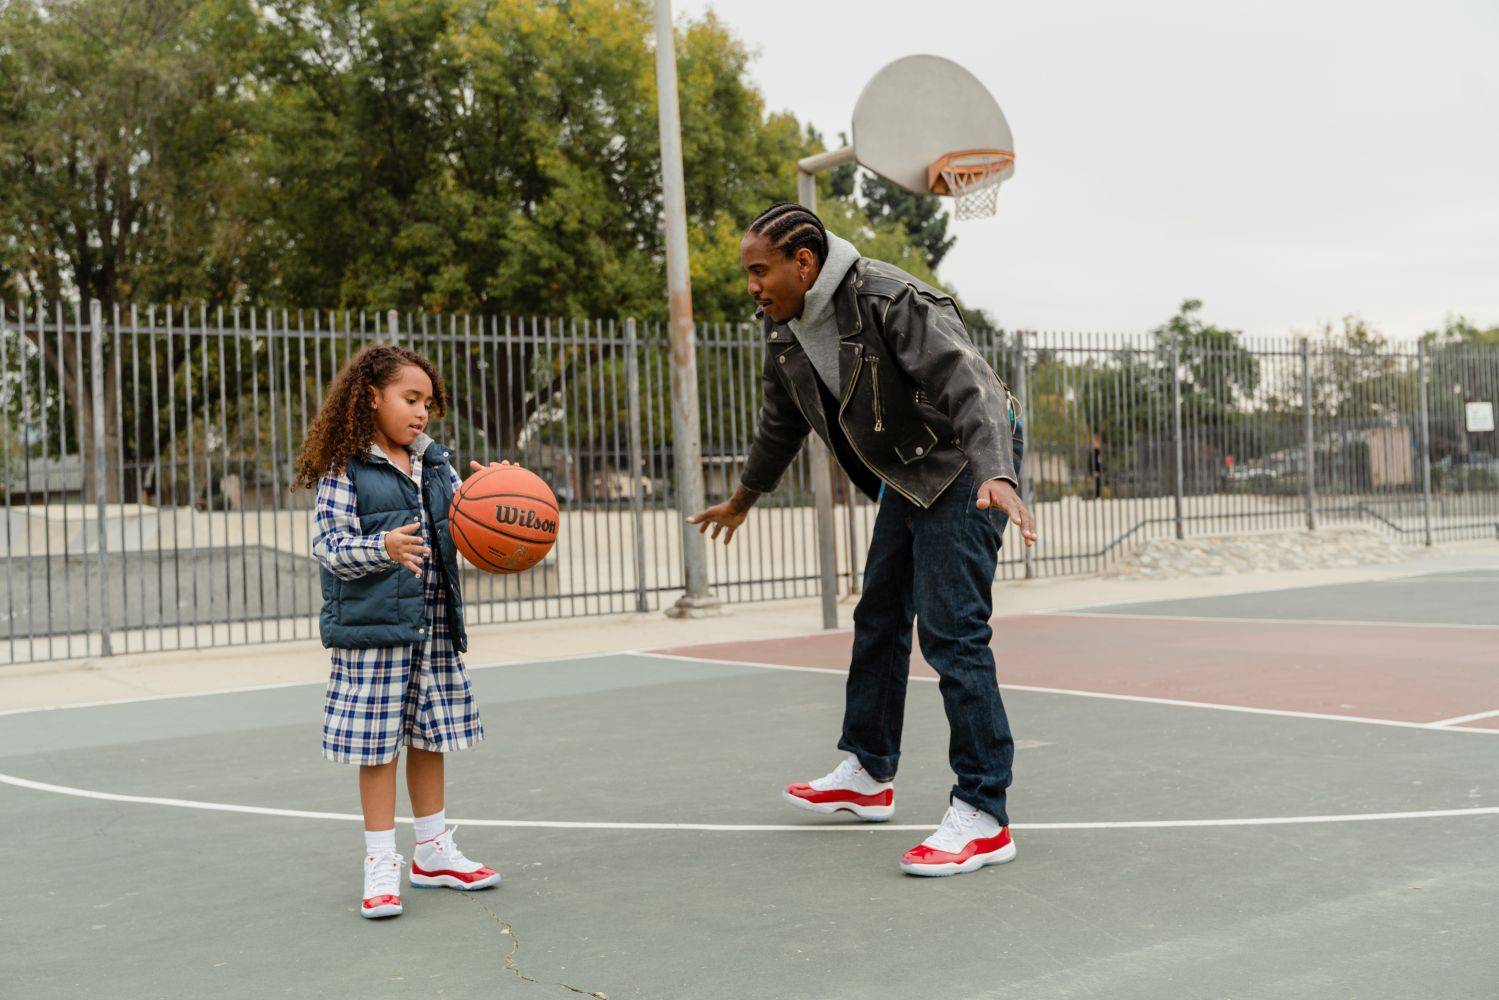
[741,257,1019,508]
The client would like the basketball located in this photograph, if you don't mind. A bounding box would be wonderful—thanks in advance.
[449,464,560,574]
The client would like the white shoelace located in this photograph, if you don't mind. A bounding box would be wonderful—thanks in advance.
[427,826,473,868]
[925,804,983,853]
[809,756,861,791]
[365,851,404,897]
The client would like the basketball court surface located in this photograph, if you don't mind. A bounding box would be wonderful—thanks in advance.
[3,559,1497,999]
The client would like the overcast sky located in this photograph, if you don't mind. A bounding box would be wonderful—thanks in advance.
[677,0,1499,341]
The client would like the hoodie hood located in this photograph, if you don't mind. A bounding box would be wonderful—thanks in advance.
[795,231,860,333]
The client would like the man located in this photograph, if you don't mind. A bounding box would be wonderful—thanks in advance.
[688,202,1037,877]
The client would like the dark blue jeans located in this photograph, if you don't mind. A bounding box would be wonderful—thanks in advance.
[837,430,1023,826]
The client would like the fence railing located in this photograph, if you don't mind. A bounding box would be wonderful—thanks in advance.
[2,301,1496,664]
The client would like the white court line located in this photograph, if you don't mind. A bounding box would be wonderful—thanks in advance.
[1042,610,1499,632]
[1429,708,1499,728]
[627,651,1499,736]
[2,772,1495,832]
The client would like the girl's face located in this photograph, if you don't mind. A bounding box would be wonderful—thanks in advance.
[370,364,436,448]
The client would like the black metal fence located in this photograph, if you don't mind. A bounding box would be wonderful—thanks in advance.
[2,301,1496,664]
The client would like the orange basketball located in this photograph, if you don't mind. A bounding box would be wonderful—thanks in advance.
[449,464,560,574]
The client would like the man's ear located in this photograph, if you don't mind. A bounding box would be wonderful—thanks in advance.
[795,246,818,283]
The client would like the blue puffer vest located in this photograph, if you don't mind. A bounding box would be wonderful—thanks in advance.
[318,439,467,652]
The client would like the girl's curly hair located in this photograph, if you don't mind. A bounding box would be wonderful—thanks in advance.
[293,344,449,490]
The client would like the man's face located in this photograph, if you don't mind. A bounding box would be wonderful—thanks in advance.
[740,232,816,324]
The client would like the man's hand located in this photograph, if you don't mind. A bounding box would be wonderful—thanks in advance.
[685,485,760,545]
[469,459,516,473]
[383,520,430,575]
[976,478,1038,547]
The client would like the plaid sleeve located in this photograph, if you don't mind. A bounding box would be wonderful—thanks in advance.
[311,467,396,580]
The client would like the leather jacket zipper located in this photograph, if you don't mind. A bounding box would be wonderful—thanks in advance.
[869,355,884,432]
[836,350,923,506]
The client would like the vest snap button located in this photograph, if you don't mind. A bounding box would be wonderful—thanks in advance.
[914,446,924,456]
[777,356,786,364]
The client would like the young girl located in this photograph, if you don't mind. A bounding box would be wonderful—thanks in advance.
[295,344,503,919]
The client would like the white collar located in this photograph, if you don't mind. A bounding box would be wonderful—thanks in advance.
[368,432,434,467]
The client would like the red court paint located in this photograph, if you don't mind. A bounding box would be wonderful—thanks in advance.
[657,614,1499,726]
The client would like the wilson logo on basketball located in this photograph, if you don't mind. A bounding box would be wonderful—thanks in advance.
[493,504,557,535]
[450,464,559,575]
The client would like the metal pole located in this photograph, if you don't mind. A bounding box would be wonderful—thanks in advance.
[1170,332,1185,540]
[1418,339,1434,547]
[625,318,649,612]
[798,167,840,630]
[90,300,112,656]
[654,0,719,617]
[387,309,399,346]
[1301,337,1316,531]
[1012,331,1035,579]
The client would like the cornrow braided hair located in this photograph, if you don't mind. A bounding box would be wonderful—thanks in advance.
[747,202,828,266]
[293,343,449,490]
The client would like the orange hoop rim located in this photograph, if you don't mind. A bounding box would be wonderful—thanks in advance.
[927,148,1016,197]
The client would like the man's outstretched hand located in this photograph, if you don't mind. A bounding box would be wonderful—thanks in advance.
[976,479,1038,547]
[685,485,760,545]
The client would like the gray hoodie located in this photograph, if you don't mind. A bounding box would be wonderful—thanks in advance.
[787,232,860,397]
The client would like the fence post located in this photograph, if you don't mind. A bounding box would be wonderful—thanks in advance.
[1013,331,1035,579]
[624,318,649,612]
[1418,339,1434,547]
[386,309,399,345]
[1301,337,1316,531]
[90,300,113,657]
[1170,331,1185,540]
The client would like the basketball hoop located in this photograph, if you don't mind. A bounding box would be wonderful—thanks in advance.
[928,149,1014,221]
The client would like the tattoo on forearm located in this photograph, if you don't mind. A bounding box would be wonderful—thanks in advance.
[727,485,761,515]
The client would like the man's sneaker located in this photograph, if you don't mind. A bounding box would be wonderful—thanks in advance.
[899,797,1016,877]
[782,753,895,821]
[410,827,502,890]
[361,850,404,918]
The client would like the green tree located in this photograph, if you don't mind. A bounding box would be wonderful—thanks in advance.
[0,0,955,492]
[0,0,262,499]
[859,172,954,271]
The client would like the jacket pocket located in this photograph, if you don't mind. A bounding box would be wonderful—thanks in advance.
[894,425,938,464]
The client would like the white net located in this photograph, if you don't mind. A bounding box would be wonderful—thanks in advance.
[948,177,1001,221]
[932,150,1012,221]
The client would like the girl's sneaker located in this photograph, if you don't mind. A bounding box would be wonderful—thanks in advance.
[782,753,895,821]
[410,827,502,890]
[361,850,404,918]
[899,797,1016,877]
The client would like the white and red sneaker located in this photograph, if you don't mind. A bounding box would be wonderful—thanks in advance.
[409,827,502,891]
[782,753,895,821]
[361,850,404,918]
[899,797,1016,877]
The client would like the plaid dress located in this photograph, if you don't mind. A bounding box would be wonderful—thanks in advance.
[313,437,484,765]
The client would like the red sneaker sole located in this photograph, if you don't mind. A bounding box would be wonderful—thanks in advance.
[900,840,1017,877]
[781,788,895,822]
[409,871,502,891]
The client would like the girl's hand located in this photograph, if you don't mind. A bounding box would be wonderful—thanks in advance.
[469,459,516,473]
[383,521,429,575]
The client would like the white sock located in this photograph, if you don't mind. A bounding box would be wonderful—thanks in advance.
[365,828,397,857]
[413,810,446,843]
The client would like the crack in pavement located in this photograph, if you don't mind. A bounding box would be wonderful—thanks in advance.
[461,893,608,999]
